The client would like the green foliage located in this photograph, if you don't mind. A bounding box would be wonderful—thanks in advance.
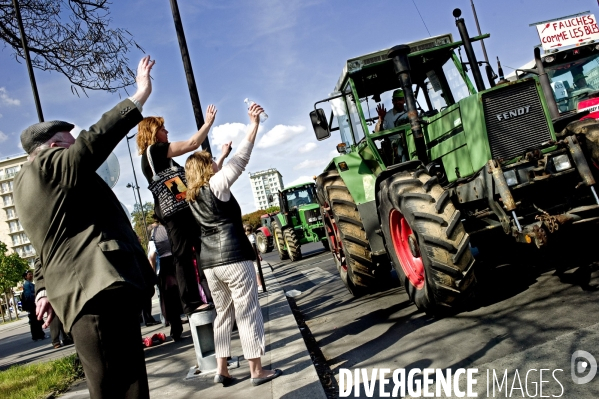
[242,207,280,230]
[131,202,154,251]
[0,354,83,399]
[0,242,29,295]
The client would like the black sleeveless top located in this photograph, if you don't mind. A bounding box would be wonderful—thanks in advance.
[189,185,255,269]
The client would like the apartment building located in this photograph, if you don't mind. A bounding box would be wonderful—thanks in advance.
[249,168,284,210]
[0,154,36,267]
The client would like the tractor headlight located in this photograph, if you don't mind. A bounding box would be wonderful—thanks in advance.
[308,217,318,223]
[503,170,518,186]
[552,154,572,172]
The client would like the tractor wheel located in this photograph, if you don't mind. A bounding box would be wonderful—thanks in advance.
[563,119,599,166]
[256,231,273,254]
[284,228,302,261]
[316,169,375,296]
[271,219,289,260]
[378,167,476,315]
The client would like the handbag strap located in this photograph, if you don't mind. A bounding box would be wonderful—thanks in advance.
[146,145,175,180]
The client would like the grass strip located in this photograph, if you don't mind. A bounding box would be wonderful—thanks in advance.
[0,354,83,399]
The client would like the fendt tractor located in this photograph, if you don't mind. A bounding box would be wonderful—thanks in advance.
[309,8,599,315]
[270,182,329,261]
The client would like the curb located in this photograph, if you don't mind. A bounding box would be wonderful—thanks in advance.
[262,263,328,399]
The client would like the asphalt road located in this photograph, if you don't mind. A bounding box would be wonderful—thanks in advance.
[264,232,599,399]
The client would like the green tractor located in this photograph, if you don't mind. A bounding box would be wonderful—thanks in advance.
[310,8,599,314]
[271,182,329,261]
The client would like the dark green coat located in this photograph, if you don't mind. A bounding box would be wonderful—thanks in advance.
[14,99,156,331]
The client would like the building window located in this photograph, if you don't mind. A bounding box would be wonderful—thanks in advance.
[5,207,15,219]
[9,220,18,233]
[12,235,19,246]
[3,194,13,206]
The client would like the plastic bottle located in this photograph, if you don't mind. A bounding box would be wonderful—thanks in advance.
[244,98,268,122]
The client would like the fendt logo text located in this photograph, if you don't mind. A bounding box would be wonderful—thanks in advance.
[496,105,531,121]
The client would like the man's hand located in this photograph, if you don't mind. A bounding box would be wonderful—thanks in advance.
[205,104,217,126]
[376,104,387,119]
[36,297,54,329]
[131,55,156,106]
[221,141,233,158]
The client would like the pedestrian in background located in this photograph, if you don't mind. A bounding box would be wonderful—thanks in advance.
[244,224,264,293]
[49,315,73,349]
[185,103,282,387]
[14,56,157,399]
[148,217,184,341]
[22,270,45,341]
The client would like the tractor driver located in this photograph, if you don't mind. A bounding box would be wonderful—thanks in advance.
[375,89,408,132]
[375,89,408,164]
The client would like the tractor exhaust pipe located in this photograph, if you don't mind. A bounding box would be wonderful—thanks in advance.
[388,45,428,163]
[534,47,560,120]
[454,8,486,92]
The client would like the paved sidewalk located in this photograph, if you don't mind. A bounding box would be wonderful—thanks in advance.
[60,263,326,399]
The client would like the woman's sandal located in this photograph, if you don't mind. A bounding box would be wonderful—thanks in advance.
[251,369,282,386]
[214,374,235,386]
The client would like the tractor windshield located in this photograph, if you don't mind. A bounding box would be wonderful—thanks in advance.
[543,52,599,113]
[285,186,316,208]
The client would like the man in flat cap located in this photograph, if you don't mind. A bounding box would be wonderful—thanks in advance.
[14,56,156,399]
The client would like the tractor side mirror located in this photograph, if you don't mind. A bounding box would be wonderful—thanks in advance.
[310,108,330,141]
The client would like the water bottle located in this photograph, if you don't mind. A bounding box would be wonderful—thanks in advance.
[244,98,268,122]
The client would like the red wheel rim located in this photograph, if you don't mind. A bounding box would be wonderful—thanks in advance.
[389,209,425,289]
[324,211,347,271]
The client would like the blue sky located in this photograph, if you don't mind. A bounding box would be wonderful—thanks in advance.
[1,0,598,215]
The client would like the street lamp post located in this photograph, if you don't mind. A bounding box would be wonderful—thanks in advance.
[125,134,150,244]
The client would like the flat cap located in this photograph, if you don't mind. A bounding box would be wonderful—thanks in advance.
[21,120,74,154]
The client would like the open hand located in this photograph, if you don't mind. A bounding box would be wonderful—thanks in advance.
[205,104,217,125]
[133,55,155,104]
[376,104,387,119]
[36,297,54,329]
[248,103,264,125]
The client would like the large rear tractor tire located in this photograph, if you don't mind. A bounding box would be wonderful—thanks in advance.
[256,230,273,254]
[272,219,289,260]
[316,170,375,296]
[284,228,302,261]
[378,167,476,315]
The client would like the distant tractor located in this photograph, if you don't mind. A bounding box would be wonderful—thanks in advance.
[255,213,276,254]
[271,182,329,261]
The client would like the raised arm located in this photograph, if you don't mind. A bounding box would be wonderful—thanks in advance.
[215,141,233,171]
[167,105,217,158]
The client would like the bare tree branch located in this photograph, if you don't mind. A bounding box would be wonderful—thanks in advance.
[0,0,143,93]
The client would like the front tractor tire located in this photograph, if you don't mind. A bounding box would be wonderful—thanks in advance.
[378,167,476,315]
[256,230,273,254]
[316,170,375,296]
[272,219,289,260]
[284,228,302,261]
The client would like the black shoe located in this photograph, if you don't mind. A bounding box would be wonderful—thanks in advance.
[62,339,74,346]
[251,369,282,386]
[214,374,235,386]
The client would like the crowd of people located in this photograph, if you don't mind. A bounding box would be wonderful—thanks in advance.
[13,55,281,398]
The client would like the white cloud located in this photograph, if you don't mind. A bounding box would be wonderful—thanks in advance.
[210,122,248,147]
[71,124,83,138]
[256,125,306,148]
[0,88,20,106]
[293,158,328,171]
[0,131,7,143]
[285,175,315,188]
[298,142,316,153]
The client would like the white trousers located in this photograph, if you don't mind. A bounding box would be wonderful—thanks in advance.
[204,260,265,359]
